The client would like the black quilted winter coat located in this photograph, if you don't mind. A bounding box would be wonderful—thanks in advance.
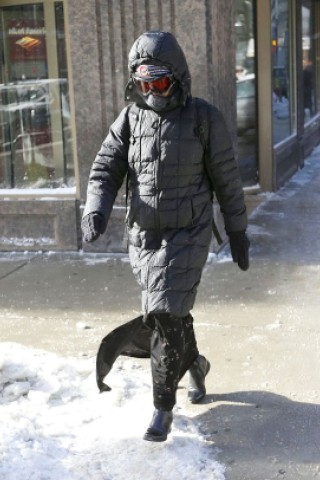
[83,31,247,317]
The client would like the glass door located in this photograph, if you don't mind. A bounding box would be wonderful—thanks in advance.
[0,1,75,189]
[302,0,320,122]
[271,0,296,144]
[235,0,258,187]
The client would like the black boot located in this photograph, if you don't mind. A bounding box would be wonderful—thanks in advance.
[143,409,173,442]
[188,355,211,404]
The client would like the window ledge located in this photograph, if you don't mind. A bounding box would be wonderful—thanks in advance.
[0,187,77,200]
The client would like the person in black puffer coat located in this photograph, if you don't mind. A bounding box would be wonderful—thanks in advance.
[82,31,250,442]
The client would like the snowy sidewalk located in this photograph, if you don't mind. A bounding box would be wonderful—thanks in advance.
[1,144,320,479]
[0,343,225,480]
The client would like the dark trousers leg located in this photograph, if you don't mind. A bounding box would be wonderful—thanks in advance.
[150,313,199,410]
[178,313,199,380]
[150,313,184,410]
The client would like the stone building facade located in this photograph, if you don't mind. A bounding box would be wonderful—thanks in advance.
[0,0,319,252]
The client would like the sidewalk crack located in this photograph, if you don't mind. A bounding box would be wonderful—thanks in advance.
[0,254,42,281]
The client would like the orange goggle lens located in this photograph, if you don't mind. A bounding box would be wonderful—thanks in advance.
[134,76,173,95]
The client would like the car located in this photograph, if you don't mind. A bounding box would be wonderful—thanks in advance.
[236,73,256,134]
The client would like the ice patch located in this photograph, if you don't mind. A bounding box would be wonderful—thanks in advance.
[265,322,283,330]
[207,251,232,264]
[247,224,272,236]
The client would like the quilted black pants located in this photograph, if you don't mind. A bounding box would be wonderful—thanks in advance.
[148,313,199,410]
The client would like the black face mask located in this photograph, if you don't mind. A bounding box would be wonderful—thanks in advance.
[142,88,181,113]
[145,94,171,112]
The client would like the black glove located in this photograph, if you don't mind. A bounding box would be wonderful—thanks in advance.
[81,212,106,243]
[228,231,250,271]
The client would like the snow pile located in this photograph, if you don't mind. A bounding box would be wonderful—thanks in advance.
[0,236,55,247]
[0,343,225,480]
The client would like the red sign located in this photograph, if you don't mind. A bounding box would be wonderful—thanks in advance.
[8,19,47,61]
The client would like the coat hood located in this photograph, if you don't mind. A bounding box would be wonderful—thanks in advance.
[125,31,191,106]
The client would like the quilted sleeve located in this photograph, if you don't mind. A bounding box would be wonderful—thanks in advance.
[83,105,131,225]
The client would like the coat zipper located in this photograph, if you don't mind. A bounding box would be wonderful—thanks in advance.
[156,116,162,245]
[145,116,161,312]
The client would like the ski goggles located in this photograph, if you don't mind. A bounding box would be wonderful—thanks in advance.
[133,64,175,96]
[133,75,175,96]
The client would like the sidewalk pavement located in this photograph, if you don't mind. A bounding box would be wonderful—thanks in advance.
[1,145,320,479]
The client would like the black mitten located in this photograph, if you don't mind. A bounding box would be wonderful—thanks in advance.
[81,212,106,243]
[228,231,250,271]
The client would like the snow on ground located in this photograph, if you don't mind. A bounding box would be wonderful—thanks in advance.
[0,343,225,480]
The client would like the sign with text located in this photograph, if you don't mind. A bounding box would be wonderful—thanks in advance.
[8,20,47,62]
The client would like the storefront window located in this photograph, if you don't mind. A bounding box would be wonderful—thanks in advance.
[271,0,296,144]
[235,0,258,187]
[0,2,75,190]
[302,0,320,122]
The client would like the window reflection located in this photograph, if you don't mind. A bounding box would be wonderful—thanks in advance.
[0,2,75,190]
[271,0,296,144]
[0,79,73,188]
[235,0,258,187]
[302,0,320,122]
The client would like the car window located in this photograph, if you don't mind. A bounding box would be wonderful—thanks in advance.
[236,78,255,97]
